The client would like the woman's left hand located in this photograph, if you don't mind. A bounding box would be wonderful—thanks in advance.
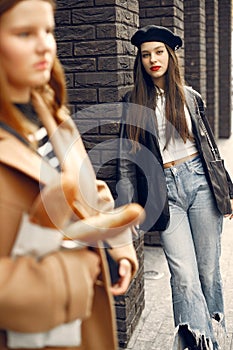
[109,259,132,296]
[224,199,233,220]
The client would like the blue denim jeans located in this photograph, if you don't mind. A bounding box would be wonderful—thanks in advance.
[160,156,224,350]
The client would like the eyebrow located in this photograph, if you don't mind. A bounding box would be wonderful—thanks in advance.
[141,45,164,53]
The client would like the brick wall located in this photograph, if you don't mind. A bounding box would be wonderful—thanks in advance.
[184,0,207,101]
[218,0,232,138]
[115,234,145,348]
[55,1,144,349]
[184,0,232,136]
[205,0,219,136]
[55,0,139,192]
[55,0,138,111]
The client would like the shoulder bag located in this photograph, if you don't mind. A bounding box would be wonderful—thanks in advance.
[194,97,232,215]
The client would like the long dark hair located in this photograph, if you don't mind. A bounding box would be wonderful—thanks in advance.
[0,0,69,137]
[127,44,190,151]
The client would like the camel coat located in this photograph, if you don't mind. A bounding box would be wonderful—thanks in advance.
[0,115,138,350]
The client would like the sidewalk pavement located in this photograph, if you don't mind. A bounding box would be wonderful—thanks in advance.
[123,134,233,350]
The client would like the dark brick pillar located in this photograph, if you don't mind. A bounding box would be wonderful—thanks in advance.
[116,234,145,349]
[55,1,145,349]
[55,0,138,110]
[218,0,232,138]
[55,0,139,191]
[184,0,207,102]
[205,0,219,135]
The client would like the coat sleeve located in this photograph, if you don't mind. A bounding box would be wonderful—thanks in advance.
[0,164,98,333]
[0,244,97,332]
[95,179,139,277]
[116,120,139,208]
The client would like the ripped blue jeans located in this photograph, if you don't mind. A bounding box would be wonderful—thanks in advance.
[160,156,224,349]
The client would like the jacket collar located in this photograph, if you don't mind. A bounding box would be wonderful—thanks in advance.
[184,87,200,129]
[184,86,204,151]
[184,86,196,116]
[0,127,58,186]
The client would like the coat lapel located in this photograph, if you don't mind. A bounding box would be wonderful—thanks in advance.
[0,128,58,185]
[184,86,201,135]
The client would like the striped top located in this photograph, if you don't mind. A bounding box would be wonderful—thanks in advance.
[15,102,60,171]
[34,126,60,170]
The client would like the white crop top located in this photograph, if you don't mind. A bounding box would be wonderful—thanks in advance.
[155,93,197,164]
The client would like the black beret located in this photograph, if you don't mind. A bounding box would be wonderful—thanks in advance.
[131,25,182,51]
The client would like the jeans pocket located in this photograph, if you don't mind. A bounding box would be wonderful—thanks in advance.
[192,162,205,175]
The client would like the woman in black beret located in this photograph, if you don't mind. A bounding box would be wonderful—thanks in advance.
[117,25,233,350]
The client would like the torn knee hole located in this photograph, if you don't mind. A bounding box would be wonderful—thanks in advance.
[178,324,196,348]
[213,313,221,322]
[178,325,211,349]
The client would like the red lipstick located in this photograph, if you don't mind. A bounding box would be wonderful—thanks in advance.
[150,66,160,71]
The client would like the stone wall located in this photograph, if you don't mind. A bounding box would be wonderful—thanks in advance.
[55,2,144,348]
[205,0,219,136]
[218,0,232,137]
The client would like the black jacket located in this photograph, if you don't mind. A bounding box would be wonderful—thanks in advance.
[116,86,233,232]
